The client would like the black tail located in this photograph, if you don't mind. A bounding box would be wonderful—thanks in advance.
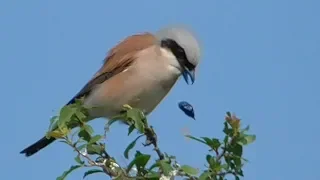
[20,136,56,157]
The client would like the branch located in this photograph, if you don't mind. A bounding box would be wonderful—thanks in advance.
[142,125,164,160]
[50,102,255,180]
[64,137,120,177]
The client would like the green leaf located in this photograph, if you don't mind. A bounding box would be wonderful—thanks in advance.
[211,138,221,150]
[124,135,143,159]
[56,165,82,180]
[201,137,213,145]
[133,118,145,133]
[206,154,218,169]
[78,128,91,142]
[244,134,256,145]
[185,135,207,144]
[135,150,143,157]
[82,169,104,179]
[220,163,229,171]
[48,116,58,131]
[206,154,213,165]
[230,162,236,170]
[59,140,69,146]
[234,157,242,169]
[223,121,233,137]
[224,155,231,166]
[223,135,229,144]
[89,135,102,144]
[135,154,151,170]
[237,169,244,176]
[76,144,87,151]
[144,171,161,179]
[106,118,119,129]
[201,137,221,150]
[233,144,243,157]
[159,160,173,176]
[198,171,211,180]
[241,125,250,132]
[83,124,94,134]
[74,155,84,165]
[75,111,87,123]
[186,135,223,151]
[128,124,135,136]
[86,144,103,155]
[59,105,74,119]
[126,158,136,173]
[126,152,151,173]
[58,106,76,128]
[180,165,199,176]
[148,162,160,171]
[46,129,66,139]
[126,109,145,133]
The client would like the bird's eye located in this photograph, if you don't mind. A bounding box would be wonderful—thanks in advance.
[178,48,185,54]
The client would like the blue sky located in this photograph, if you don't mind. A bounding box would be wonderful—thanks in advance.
[1,0,320,179]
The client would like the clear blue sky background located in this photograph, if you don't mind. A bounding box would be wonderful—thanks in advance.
[1,0,319,179]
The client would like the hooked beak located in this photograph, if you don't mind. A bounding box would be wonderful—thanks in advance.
[182,68,195,85]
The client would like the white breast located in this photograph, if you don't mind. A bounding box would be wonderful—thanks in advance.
[83,46,182,121]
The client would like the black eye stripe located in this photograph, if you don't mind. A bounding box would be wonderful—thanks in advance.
[161,39,195,70]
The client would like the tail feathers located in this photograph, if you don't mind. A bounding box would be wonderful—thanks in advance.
[20,136,56,157]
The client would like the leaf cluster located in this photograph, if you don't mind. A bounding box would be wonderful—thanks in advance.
[45,101,255,180]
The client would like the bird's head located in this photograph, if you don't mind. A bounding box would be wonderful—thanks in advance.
[155,26,201,85]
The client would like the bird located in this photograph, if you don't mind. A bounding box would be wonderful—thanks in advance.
[20,26,201,157]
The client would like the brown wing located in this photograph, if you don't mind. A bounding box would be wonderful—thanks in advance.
[94,32,156,77]
[67,32,156,105]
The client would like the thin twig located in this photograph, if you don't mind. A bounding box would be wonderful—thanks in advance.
[65,138,119,177]
[66,138,97,166]
[143,126,164,160]
[216,146,227,162]
[217,170,238,177]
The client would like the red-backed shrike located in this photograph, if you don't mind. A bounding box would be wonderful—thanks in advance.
[20,26,201,157]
